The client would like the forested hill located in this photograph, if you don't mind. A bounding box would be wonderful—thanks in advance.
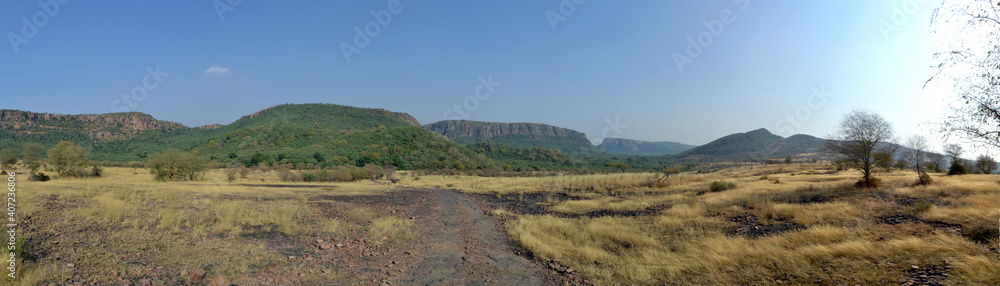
[675,128,828,162]
[0,104,494,169]
[597,138,697,156]
[423,120,601,154]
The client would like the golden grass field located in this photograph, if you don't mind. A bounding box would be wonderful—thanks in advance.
[402,163,1000,285]
[4,163,999,285]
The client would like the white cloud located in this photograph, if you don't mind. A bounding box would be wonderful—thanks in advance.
[203,65,230,75]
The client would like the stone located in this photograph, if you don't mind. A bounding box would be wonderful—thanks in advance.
[190,270,207,282]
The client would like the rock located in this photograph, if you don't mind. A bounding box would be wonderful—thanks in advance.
[594,260,603,265]
[139,278,152,286]
[66,263,75,268]
[208,275,228,286]
[911,265,920,270]
[775,279,783,284]
[336,243,344,248]
[316,239,324,243]
[190,270,207,282]
[180,270,188,276]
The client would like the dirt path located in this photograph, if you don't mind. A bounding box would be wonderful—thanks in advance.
[398,189,555,285]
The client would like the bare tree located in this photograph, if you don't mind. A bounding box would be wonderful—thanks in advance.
[825,109,896,186]
[974,154,998,174]
[926,152,947,172]
[944,143,964,164]
[927,0,1000,147]
[905,135,930,174]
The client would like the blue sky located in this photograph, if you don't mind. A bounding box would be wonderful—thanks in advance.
[1,0,962,152]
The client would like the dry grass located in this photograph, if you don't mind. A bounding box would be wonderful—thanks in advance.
[416,163,1000,285]
[6,166,404,285]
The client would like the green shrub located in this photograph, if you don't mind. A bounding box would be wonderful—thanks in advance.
[948,162,969,175]
[30,172,50,182]
[91,164,104,177]
[148,149,206,181]
[709,181,736,192]
[913,198,933,213]
[302,173,316,182]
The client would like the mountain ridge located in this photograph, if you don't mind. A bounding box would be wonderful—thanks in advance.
[597,137,697,156]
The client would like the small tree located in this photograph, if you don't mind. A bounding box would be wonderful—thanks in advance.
[974,155,998,174]
[607,162,629,173]
[657,166,684,183]
[148,149,205,181]
[944,144,970,175]
[47,141,91,177]
[825,109,896,187]
[926,153,947,173]
[0,149,16,174]
[22,143,44,179]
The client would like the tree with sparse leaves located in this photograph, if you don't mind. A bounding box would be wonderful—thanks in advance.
[22,143,44,179]
[974,154,998,174]
[0,149,15,174]
[825,109,896,187]
[944,144,970,175]
[927,0,1000,148]
[607,162,629,173]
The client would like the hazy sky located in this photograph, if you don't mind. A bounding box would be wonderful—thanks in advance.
[2,0,977,153]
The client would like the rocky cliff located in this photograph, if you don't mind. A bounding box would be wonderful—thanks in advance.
[423,120,591,144]
[0,109,187,141]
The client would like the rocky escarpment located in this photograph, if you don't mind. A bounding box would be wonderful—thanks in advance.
[423,120,591,145]
[0,110,187,141]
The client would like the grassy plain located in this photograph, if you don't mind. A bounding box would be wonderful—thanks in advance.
[6,163,1000,285]
[7,167,408,285]
[403,163,1000,285]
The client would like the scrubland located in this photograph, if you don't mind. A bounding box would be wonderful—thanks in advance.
[7,167,409,285]
[6,163,999,285]
[404,163,1000,285]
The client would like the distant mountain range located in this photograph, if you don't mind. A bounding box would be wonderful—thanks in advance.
[0,103,860,171]
[675,128,830,162]
[597,138,697,156]
[422,120,601,155]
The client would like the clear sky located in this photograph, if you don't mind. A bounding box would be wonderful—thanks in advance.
[2,0,973,154]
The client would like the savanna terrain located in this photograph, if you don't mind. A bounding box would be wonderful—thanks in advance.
[5,162,999,285]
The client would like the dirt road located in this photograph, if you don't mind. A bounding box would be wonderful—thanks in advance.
[397,189,554,285]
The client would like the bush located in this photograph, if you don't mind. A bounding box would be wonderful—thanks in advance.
[913,198,933,212]
[855,177,882,188]
[948,162,969,175]
[148,149,206,181]
[91,164,103,177]
[30,172,50,182]
[48,141,91,177]
[302,173,316,182]
[224,166,238,182]
[709,181,736,192]
[917,172,933,186]
[964,225,999,244]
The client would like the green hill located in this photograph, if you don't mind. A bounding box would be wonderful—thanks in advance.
[597,138,697,156]
[0,104,491,170]
[676,128,828,162]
